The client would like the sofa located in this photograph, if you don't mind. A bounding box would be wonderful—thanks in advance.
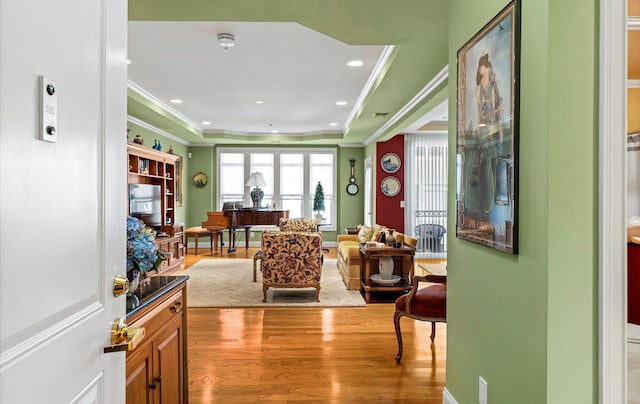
[336,225,418,290]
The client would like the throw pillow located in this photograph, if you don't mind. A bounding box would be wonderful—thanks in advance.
[357,226,375,243]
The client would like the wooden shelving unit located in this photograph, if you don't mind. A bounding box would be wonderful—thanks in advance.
[127,142,184,273]
[128,142,179,229]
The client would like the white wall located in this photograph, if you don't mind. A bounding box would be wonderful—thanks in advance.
[629,147,640,219]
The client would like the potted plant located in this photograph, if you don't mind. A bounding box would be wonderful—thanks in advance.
[313,181,325,223]
[126,217,169,289]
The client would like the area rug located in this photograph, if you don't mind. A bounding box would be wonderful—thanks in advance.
[181,258,366,307]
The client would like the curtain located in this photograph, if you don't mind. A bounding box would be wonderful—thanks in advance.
[404,132,448,254]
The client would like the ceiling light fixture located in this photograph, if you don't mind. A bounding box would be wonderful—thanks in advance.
[347,60,363,67]
[170,99,183,104]
[202,121,211,125]
[329,122,338,126]
[217,33,236,51]
[254,100,264,104]
[336,101,348,106]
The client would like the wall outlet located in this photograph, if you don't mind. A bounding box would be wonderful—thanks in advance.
[479,376,488,404]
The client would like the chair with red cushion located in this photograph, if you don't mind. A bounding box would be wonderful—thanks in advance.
[393,274,447,363]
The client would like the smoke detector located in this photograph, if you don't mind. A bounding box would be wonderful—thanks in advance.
[217,33,236,51]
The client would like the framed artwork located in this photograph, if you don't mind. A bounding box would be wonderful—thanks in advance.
[455,0,520,254]
[192,172,207,187]
[175,157,183,206]
[380,153,401,173]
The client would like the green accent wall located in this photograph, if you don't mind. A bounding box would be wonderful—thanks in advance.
[337,147,365,232]
[127,122,190,227]
[446,1,598,403]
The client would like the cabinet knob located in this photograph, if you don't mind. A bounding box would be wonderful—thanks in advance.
[148,383,156,390]
[170,301,182,313]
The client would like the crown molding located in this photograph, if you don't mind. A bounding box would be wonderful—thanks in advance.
[127,115,190,146]
[343,45,395,130]
[127,80,202,132]
[363,65,449,146]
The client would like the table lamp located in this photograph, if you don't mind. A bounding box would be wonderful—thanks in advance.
[245,172,267,208]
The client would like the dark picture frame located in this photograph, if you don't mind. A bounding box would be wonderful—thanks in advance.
[175,157,183,206]
[455,1,520,254]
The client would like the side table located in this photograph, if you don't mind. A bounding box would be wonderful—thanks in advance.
[359,244,415,303]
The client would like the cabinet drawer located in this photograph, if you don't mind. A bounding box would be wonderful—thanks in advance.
[130,289,184,343]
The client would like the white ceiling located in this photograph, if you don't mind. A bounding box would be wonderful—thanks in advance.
[127,21,387,136]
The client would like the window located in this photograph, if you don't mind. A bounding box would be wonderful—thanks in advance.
[218,148,336,228]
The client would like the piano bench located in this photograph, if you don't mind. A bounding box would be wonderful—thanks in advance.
[184,227,220,255]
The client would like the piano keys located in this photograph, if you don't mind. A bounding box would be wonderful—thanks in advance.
[202,209,289,253]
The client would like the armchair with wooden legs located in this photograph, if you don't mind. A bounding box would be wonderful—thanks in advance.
[393,273,447,364]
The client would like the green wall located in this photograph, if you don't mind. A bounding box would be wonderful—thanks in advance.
[446,1,598,403]
[127,122,190,227]
[337,147,365,232]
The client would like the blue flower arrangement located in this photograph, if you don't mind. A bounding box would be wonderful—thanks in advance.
[127,216,160,275]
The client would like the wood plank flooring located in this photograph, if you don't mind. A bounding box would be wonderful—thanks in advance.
[180,247,447,402]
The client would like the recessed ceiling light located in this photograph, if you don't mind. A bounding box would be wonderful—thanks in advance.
[170,99,183,104]
[329,122,338,126]
[271,130,279,134]
[347,60,363,67]
[126,59,131,65]
[254,100,264,104]
[202,121,211,125]
[336,101,348,106]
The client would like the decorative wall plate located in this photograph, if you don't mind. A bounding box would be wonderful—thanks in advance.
[381,176,401,197]
[192,172,208,187]
[381,153,401,173]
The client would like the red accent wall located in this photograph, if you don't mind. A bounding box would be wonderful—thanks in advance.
[629,243,640,325]
[376,135,405,233]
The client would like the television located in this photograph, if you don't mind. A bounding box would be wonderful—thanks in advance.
[129,183,162,228]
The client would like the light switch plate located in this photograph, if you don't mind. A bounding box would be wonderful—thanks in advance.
[479,376,488,404]
[39,76,58,142]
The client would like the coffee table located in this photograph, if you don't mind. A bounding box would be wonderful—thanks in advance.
[359,243,416,303]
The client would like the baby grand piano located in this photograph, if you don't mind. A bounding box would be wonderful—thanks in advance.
[202,206,289,253]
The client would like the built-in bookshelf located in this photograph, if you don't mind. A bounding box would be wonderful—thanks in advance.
[127,142,179,229]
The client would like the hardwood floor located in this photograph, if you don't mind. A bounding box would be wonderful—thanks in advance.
[180,247,447,402]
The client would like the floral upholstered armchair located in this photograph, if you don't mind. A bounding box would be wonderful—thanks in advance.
[260,227,323,302]
[252,218,320,282]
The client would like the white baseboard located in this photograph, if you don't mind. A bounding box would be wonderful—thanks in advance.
[442,387,458,404]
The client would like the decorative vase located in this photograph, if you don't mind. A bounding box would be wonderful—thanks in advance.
[133,134,144,145]
[387,229,396,246]
[378,256,394,280]
[250,187,264,207]
[126,269,141,310]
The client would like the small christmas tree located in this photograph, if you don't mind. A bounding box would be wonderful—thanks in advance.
[313,181,325,214]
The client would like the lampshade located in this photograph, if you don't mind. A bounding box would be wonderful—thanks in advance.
[245,172,267,187]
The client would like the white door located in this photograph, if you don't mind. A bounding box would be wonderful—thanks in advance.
[0,0,128,403]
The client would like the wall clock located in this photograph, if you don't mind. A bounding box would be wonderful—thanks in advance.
[346,158,359,195]
[192,172,208,187]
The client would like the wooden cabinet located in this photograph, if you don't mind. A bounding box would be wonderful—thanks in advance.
[155,234,184,275]
[127,142,179,229]
[126,280,188,404]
